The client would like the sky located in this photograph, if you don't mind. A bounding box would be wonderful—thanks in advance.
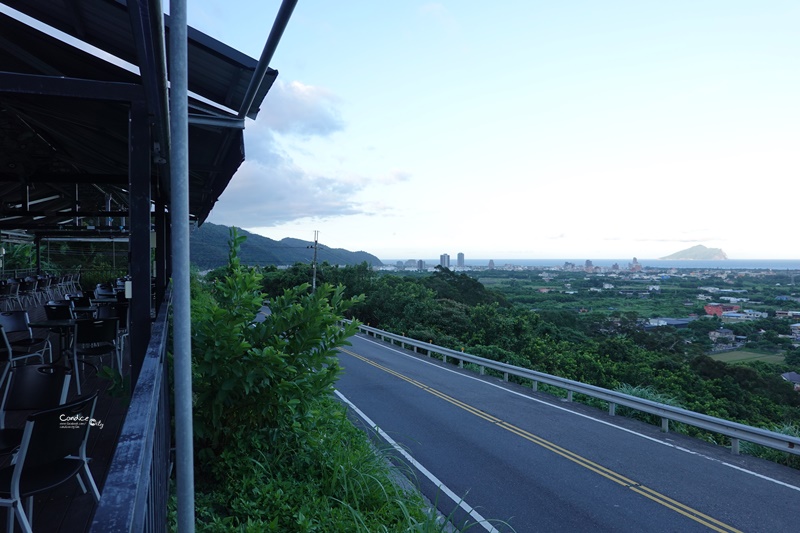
[187,1,799,261]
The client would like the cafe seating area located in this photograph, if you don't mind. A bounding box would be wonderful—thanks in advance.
[0,278,131,531]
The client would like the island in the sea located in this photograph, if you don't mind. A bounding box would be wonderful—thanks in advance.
[659,244,728,261]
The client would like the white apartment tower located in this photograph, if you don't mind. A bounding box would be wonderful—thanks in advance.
[457,252,465,268]
[439,253,450,268]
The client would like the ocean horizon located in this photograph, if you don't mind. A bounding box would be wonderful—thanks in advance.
[386,258,800,270]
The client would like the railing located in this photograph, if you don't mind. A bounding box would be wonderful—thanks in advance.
[355,323,800,457]
[90,289,172,532]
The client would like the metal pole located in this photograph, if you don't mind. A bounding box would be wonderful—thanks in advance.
[237,0,298,119]
[169,0,194,530]
[312,230,318,292]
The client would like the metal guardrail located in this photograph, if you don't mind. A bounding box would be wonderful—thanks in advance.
[354,323,800,457]
[90,289,172,532]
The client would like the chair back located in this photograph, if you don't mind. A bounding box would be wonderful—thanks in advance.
[94,284,115,298]
[0,365,71,429]
[0,324,12,361]
[0,310,33,335]
[96,302,128,322]
[17,392,98,469]
[76,318,117,344]
[44,303,74,320]
[66,294,91,307]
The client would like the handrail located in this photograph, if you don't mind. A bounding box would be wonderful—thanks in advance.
[354,323,800,457]
[90,287,173,532]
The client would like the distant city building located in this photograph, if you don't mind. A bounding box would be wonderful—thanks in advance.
[417,259,425,271]
[457,252,465,268]
[488,259,495,269]
[404,259,417,269]
[584,259,593,271]
[629,257,642,272]
[440,253,450,268]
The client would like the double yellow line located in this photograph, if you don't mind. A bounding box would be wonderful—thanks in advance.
[341,348,742,533]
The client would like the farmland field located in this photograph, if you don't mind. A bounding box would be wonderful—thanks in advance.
[710,350,786,364]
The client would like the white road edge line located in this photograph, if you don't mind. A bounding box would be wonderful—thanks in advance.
[355,334,800,493]
[334,389,500,533]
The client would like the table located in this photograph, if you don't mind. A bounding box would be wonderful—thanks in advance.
[29,318,103,394]
[28,319,78,363]
[90,297,119,304]
[72,306,98,319]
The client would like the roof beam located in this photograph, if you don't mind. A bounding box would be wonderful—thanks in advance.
[0,173,128,184]
[0,71,144,101]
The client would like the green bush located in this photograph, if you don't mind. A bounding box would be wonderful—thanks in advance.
[186,229,451,531]
[191,228,361,460]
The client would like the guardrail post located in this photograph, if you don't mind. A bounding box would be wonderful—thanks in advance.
[458,360,463,368]
[443,354,447,364]
[480,366,485,375]
[730,438,740,455]
[503,372,508,382]
[609,403,616,416]
[532,381,537,392]
[661,418,670,433]
[567,391,573,402]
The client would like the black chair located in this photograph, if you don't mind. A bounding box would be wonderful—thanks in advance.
[96,303,129,359]
[43,303,74,321]
[0,282,10,312]
[0,365,71,456]
[0,325,47,396]
[66,294,95,320]
[1,282,21,311]
[0,311,52,363]
[0,392,100,532]
[72,319,119,393]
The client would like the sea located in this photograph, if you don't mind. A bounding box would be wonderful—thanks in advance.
[455,259,800,270]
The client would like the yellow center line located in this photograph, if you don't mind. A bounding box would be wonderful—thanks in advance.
[341,348,743,533]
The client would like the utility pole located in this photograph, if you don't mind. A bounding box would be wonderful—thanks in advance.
[311,230,319,292]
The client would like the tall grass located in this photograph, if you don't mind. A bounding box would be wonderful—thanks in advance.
[186,398,458,532]
[740,424,800,469]
[614,383,687,433]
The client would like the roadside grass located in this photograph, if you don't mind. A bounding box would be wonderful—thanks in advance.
[187,397,461,532]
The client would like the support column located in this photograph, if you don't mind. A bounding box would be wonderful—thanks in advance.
[128,100,152,387]
[170,0,196,530]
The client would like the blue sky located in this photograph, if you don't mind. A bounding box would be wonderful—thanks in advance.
[191,1,799,261]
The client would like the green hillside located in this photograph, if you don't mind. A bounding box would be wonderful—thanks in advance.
[190,222,383,270]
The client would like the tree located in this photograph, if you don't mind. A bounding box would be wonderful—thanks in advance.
[191,228,362,465]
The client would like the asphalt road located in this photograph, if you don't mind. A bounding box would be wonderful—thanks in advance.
[335,334,800,533]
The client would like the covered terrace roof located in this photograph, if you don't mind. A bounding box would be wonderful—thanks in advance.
[0,0,280,237]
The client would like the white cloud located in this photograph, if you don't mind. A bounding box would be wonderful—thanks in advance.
[260,80,343,137]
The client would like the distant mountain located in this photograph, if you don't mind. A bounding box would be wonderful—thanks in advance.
[190,222,383,270]
[659,245,728,261]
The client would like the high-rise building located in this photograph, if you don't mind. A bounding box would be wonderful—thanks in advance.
[457,252,465,268]
[417,259,425,271]
[440,253,450,268]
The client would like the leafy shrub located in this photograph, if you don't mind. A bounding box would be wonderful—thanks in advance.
[184,228,451,531]
[191,228,361,460]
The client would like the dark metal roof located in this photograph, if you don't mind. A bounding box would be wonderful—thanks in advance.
[0,0,281,236]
